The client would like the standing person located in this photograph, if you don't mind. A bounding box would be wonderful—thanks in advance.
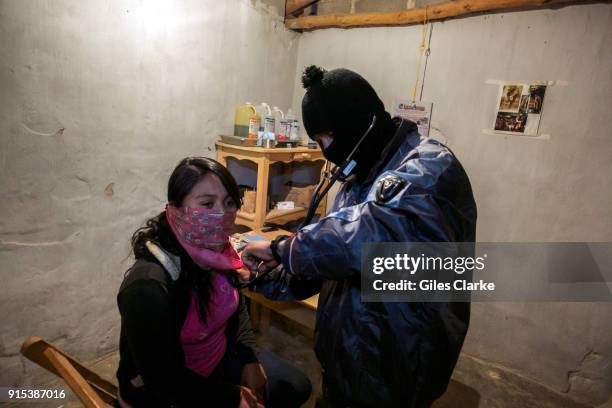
[117,157,311,408]
[240,66,477,407]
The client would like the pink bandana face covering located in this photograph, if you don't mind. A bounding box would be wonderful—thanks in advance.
[166,205,235,248]
[166,204,243,271]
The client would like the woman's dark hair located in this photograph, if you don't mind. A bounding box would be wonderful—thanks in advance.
[130,157,242,322]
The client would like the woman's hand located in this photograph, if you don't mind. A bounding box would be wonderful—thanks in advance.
[241,241,279,274]
[234,266,253,282]
[239,386,264,408]
[241,363,268,403]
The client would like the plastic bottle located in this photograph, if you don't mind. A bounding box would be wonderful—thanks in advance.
[234,102,256,138]
[248,108,261,140]
[272,107,286,142]
[285,108,296,141]
[290,119,300,143]
[257,103,275,135]
[255,103,270,132]
[285,108,300,143]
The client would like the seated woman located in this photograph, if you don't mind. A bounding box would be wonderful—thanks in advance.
[116,157,312,408]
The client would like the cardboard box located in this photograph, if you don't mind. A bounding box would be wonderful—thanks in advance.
[281,184,316,208]
[242,190,256,213]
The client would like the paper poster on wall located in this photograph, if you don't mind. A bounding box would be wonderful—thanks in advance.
[392,100,433,137]
[493,83,546,136]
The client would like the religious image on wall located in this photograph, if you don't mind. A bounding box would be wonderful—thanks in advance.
[495,112,527,133]
[528,85,546,114]
[498,85,523,111]
[493,82,547,136]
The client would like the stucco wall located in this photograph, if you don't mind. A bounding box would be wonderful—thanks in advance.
[0,0,298,387]
[290,3,612,405]
[2,0,611,405]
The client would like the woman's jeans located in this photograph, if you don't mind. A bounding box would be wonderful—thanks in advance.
[119,343,312,408]
[210,342,312,408]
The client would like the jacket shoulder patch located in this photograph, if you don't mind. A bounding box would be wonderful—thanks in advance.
[375,175,407,204]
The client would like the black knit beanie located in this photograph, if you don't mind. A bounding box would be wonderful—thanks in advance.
[301,65,396,173]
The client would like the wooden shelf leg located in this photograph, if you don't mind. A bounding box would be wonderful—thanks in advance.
[250,301,261,332]
[217,151,227,167]
[259,307,271,332]
[254,157,270,229]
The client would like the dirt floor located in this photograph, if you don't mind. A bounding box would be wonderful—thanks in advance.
[5,311,602,408]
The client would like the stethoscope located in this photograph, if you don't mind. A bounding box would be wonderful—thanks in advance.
[236,114,378,289]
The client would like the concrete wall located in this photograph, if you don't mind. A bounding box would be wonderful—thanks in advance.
[0,0,298,387]
[2,0,611,405]
[290,3,612,405]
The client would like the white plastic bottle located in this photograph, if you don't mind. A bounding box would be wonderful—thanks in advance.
[286,109,300,143]
[257,103,275,135]
[272,107,286,142]
[285,108,297,143]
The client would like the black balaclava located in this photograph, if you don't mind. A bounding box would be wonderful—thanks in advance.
[301,65,397,176]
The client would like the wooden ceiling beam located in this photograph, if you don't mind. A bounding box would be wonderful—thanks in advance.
[286,0,602,30]
[286,0,321,16]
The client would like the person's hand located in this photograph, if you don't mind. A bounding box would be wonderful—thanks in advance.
[234,266,253,282]
[241,363,268,402]
[239,386,264,408]
[241,241,279,275]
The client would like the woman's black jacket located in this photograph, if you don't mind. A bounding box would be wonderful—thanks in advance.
[116,254,258,408]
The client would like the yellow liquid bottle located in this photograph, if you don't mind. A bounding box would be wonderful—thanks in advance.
[234,102,257,138]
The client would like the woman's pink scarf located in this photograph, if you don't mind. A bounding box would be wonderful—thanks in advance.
[165,204,243,271]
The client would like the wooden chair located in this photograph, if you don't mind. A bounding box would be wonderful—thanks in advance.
[20,336,118,408]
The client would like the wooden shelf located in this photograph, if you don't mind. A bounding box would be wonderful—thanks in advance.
[265,206,306,221]
[238,205,326,227]
[216,141,318,154]
[217,140,329,230]
[237,210,256,221]
[298,294,319,311]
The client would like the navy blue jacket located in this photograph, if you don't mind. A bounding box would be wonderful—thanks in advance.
[255,119,477,407]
